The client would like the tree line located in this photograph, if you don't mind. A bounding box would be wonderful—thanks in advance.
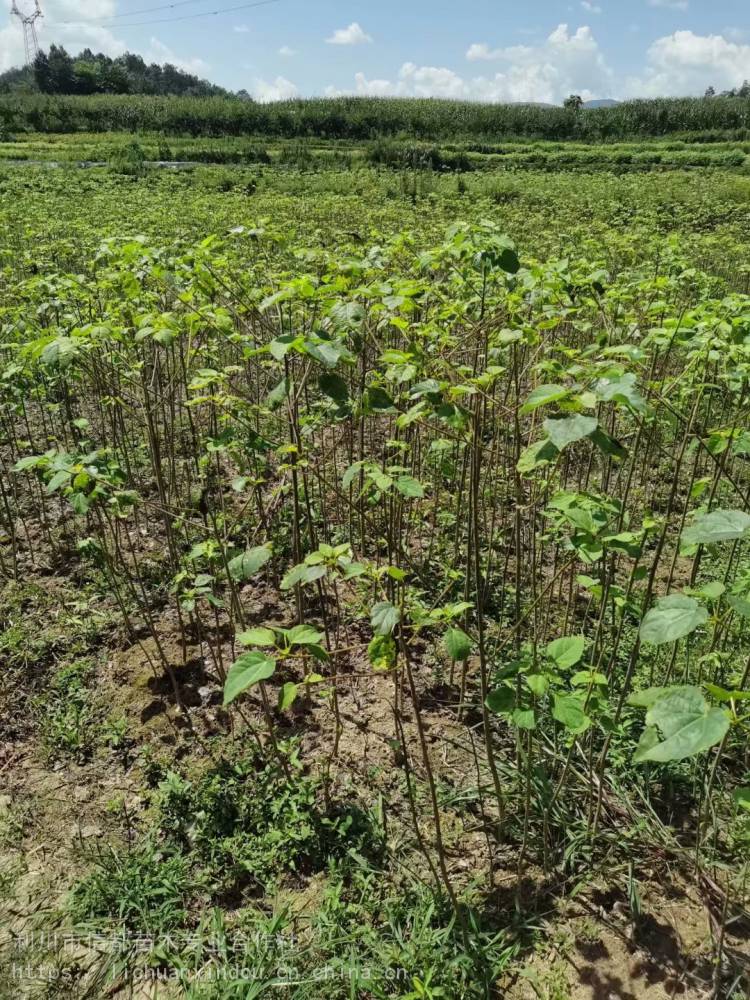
[0,47,228,98]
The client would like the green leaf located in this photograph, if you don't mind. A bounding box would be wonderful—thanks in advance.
[628,686,672,708]
[285,624,324,647]
[634,686,730,763]
[237,627,276,647]
[46,469,71,493]
[552,694,591,734]
[704,683,750,702]
[342,461,363,490]
[278,682,298,711]
[520,384,569,415]
[41,337,79,369]
[267,377,289,410]
[281,563,308,590]
[727,593,750,618]
[681,509,750,547]
[485,688,515,715]
[594,373,646,414]
[70,492,89,516]
[371,601,400,636]
[512,708,537,730]
[633,725,660,762]
[281,563,327,590]
[364,387,396,412]
[517,438,559,475]
[395,475,425,499]
[647,686,707,738]
[318,372,349,405]
[368,634,397,671]
[545,635,585,669]
[589,427,628,461]
[733,787,750,812]
[543,415,598,451]
[223,652,276,705]
[443,628,471,662]
[228,545,272,581]
[526,674,549,698]
[571,670,608,688]
[639,594,708,646]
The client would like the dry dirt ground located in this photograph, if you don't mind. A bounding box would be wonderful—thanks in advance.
[1,571,748,998]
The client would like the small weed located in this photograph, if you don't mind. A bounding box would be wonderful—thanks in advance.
[35,659,98,761]
[70,841,196,933]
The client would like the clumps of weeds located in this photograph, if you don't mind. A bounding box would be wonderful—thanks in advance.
[70,740,382,931]
[34,659,100,762]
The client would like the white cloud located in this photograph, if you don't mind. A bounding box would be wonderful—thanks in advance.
[466,43,500,61]
[581,2,602,13]
[347,27,614,105]
[647,0,688,9]
[326,22,372,46]
[233,24,250,33]
[253,75,298,101]
[279,45,296,56]
[629,30,750,96]
[146,37,208,75]
[457,24,614,102]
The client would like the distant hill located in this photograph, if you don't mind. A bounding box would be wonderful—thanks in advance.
[583,99,621,109]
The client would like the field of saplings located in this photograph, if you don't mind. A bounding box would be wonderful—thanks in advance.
[1,154,750,998]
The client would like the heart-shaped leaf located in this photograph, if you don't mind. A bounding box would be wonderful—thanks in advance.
[228,545,272,581]
[552,694,591,734]
[545,635,585,669]
[223,652,276,705]
[544,415,598,451]
[371,601,401,636]
[633,685,730,763]
[681,509,750,547]
[639,594,708,646]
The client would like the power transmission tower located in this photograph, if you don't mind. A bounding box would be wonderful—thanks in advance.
[10,0,43,65]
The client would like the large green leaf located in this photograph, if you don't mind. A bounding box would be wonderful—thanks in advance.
[594,373,646,414]
[368,634,397,671]
[281,563,327,590]
[485,688,515,715]
[395,475,425,499]
[517,438,559,475]
[543,415,598,451]
[634,686,730,763]
[228,545,272,582]
[285,624,324,647]
[237,627,276,647]
[552,694,591,734]
[639,594,708,646]
[545,635,585,669]
[520,384,569,415]
[681,509,750,547]
[443,627,471,662]
[223,651,276,705]
[318,372,349,405]
[371,601,401,636]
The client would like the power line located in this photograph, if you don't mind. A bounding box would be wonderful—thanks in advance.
[73,0,218,22]
[58,0,280,30]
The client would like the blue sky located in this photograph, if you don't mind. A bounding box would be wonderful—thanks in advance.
[2,0,750,102]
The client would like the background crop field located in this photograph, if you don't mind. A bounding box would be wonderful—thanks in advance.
[1,135,750,1000]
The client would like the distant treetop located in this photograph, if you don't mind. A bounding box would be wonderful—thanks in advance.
[0,46,229,97]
